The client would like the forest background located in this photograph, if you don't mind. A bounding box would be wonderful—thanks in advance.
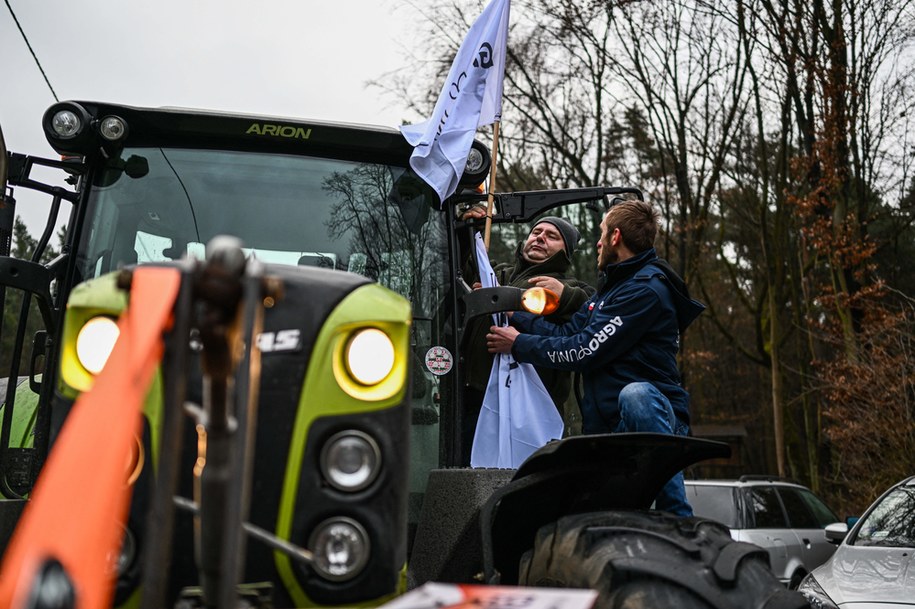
[5,0,914,517]
[379,0,915,516]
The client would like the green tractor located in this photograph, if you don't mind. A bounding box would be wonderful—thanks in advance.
[0,102,807,609]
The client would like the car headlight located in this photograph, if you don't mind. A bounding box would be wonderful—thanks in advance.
[797,574,839,609]
[309,517,370,581]
[76,316,120,374]
[345,328,394,385]
[320,430,381,492]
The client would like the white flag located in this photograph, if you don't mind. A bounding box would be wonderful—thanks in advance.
[400,0,510,206]
[470,233,563,468]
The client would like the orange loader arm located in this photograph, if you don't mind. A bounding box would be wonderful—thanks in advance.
[0,267,181,609]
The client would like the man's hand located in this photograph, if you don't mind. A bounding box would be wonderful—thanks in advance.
[460,204,488,221]
[528,275,564,298]
[486,325,520,353]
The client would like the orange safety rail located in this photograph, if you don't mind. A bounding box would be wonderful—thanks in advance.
[0,267,182,609]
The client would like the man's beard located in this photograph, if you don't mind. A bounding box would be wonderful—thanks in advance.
[598,247,619,268]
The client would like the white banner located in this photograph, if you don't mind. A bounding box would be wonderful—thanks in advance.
[400,0,510,206]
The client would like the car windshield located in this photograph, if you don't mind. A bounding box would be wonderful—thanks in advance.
[686,485,739,528]
[853,486,915,547]
[75,147,444,316]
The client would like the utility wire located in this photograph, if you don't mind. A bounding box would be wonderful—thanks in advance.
[4,0,59,102]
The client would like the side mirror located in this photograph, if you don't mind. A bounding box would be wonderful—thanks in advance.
[824,522,848,544]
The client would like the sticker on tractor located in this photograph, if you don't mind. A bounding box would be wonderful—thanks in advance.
[256,329,302,353]
[425,346,453,376]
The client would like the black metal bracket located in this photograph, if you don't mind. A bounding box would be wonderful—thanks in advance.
[453,186,644,229]
[4,152,85,203]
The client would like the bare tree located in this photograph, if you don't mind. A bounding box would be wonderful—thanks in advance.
[386,0,915,514]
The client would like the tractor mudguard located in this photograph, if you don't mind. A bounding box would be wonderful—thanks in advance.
[408,433,729,588]
[481,432,730,584]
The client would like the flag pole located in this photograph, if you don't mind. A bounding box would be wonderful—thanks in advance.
[483,120,501,250]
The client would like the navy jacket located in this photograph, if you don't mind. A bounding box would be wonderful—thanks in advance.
[511,248,705,433]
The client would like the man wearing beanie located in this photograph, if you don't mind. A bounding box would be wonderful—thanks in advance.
[486,200,705,517]
[461,211,594,463]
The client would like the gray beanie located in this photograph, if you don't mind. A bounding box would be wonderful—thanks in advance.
[533,216,581,257]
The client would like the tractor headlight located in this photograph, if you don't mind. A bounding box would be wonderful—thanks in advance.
[321,430,381,492]
[76,316,120,374]
[309,517,370,581]
[331,318,408,402]
[345,328,394,385]
[521,287,560,316]
[106,524,137,578]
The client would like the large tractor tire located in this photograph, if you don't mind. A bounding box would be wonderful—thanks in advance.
[518,511,810,609]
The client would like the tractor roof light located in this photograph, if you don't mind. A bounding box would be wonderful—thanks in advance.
[99,115,128,142]
[50,109,83,139]
[458,140,491,186]
[465,146,485,175]
[43,102,94,152]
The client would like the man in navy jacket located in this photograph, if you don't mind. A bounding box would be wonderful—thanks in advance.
[486,199,704,516]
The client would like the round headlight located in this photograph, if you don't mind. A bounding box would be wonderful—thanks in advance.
[99,115,128,141]
[321,430,381,492]
[465,146,485,174]
[76,316,120,374]
[521,286,560,316]
[106,524,136,578]
[345,328,394,385]
[309,517,370,581]
[51,110,82,139]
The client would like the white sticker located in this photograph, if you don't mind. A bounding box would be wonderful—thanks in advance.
[424,346,453,376]
[256,329,302,353]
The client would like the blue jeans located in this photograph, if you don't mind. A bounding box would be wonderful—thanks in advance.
[613,382,692,517]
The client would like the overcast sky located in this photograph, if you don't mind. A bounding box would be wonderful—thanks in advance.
[1,0,424,234]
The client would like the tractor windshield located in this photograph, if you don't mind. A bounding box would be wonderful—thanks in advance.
[74,146,451,519]
[76,147,446,317]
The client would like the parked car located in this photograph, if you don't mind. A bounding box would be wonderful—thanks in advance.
[685,477,842,588]
[798,475,915,608]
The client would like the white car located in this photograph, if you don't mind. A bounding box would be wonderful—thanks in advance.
[798,475,915,608]
[685,477,842,588]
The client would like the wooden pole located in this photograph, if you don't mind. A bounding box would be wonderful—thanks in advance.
[483,120,501,250]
